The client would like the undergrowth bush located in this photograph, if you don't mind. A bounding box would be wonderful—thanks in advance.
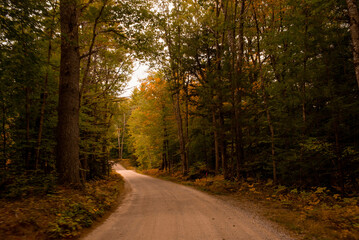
[47,202,102,238]
[0,170,56,199]
[46,173,123,239]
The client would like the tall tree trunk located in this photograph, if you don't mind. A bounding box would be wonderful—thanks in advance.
[212,107,220,173]
[184,80,189,173]
[163,2,187,175]
[57,0,81,186]
[230,31,241,179]
[261,77,276,183]
[253,2,277,183]
[35,21,54,170]
[25,87,31,169]
[173,92,187,175]
[120,113,126,160]
[162,104,169,172]
[213,0,227,176]
[1,97,6,169]
[117,127,121,159]
[167,137,171,173]
[346,0,359,88]
[219,105,227,179]
[298,10,309,187]
[334,111,345,196]
[219,1,228,179]
[203,129,209,170]
[234,0,246,179]
[234,95,244,179]
[20,22,32,170]
[162,140,166,171]
[302,9,309,127]
[162,133,168,172]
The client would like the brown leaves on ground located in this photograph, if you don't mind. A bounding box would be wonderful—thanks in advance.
[0,172,124,240]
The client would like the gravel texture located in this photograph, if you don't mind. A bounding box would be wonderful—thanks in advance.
[84,165,295,240]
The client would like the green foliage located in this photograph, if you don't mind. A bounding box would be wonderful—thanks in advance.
[128,74,179,170]
[47,173,123,239]
[47,202,99,239]
[0,1,59,195]
[125,0,359,194]
[0,170,56,199]
[0,0,156,189]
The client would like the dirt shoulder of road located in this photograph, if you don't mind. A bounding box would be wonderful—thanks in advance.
[0,171,125,240]
[141,169,359,240]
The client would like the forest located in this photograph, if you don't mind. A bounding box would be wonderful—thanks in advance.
[126,0,359,197]
[0,0,359,196]
[0,0,154,194]
[1,0,359,238]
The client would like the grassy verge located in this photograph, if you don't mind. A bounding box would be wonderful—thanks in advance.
[142,169,359,240]
[0,171,124,239]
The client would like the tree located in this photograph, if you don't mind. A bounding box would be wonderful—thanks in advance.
[126,0,359,194]
[128,74,177,170]
[346,0,359,88]
[57,0,81,186]
[1,0,358,197]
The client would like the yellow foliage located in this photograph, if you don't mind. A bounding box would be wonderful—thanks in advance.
[252,81,261,91]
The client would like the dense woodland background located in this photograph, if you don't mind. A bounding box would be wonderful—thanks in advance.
[0,0,155,196]
[0,0,359,198]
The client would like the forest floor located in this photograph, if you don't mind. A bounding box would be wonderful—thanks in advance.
[0,171,125,240]
[141,168,359,240]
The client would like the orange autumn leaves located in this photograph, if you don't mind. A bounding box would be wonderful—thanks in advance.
[128,74,176,169]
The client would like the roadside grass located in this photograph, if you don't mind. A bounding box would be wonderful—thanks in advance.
[0,171,124,239]
[142,169,359,240]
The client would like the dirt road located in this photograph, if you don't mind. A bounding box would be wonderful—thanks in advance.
[84,166,294,240]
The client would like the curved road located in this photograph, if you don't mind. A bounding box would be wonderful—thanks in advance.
[84,165,293,240]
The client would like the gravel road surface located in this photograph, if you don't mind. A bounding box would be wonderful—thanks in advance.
[84,165,294,240]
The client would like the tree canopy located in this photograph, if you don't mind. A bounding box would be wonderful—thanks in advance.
[0,0,358,196]
[126,0,359,195]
